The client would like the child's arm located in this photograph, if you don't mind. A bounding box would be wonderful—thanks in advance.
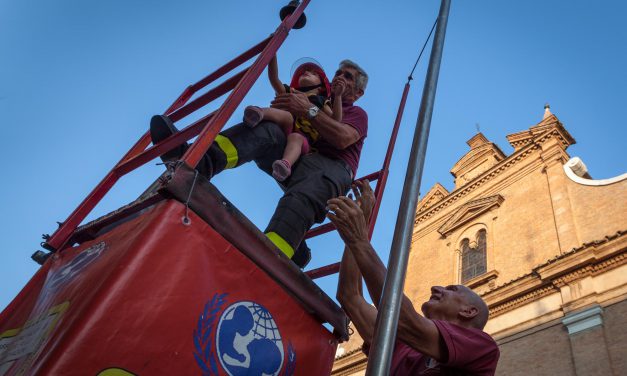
[321,102,333,116]
[330,79,344,122]
[332,94,343,122]
[268,55,286,94]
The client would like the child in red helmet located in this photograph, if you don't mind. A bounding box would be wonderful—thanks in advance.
[243,56,343,181]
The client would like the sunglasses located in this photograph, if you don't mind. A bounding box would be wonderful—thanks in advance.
[334,69,354,81]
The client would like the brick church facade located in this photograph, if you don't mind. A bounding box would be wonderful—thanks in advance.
[332,107,627,375]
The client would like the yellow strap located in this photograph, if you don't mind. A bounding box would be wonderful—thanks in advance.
[265,232,295,258]
[214,135,238,169]
[97,369,137,376]
[0,328,20,338]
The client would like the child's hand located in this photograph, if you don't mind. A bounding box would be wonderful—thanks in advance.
[332,79,346,97]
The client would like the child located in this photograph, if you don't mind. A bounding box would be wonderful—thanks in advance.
[243,56,343,181]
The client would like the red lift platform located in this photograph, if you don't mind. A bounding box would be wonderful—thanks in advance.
[0,1,409,374]
[0,164,346,375]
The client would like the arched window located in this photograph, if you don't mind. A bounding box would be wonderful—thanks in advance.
[461,229,487,283]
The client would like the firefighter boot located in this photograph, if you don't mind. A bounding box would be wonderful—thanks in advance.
[149,115,213,177]
[292,240,312,269]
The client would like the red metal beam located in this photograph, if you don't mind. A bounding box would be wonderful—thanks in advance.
[368,83,410,236]
[306,262,340,279]
[358,171,382,183]
[120,132,152,164]
[45,3,310,252]
[305,222,335,239]
[181,0,311,168]
[164,86,194,116]
[115,111,217,176]
[46,171,120,250]
[48,107,216,250]
[190,36,271,93]
[168,68,248,122]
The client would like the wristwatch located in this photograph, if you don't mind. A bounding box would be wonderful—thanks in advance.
[307,105,320,119]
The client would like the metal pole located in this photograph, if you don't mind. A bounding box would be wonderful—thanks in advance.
[365,0,451,374]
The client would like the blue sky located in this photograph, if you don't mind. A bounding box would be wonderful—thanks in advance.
[1,0,625,311]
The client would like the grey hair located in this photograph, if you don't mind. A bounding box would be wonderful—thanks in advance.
[339,59,368,92]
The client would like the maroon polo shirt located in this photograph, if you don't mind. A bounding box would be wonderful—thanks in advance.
[364,320,499,375]
[313,99,368,175]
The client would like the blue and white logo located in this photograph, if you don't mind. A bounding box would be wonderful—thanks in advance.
[216,301,284,376]
[193,294,296,376]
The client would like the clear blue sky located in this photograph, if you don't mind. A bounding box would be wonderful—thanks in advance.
[1,0,625,311]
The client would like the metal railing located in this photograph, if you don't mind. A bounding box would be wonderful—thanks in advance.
[44,1,312,252]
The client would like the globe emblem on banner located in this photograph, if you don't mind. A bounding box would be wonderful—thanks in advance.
[216,301,285,376]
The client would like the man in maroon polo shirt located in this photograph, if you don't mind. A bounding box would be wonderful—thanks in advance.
[328,181,499,375]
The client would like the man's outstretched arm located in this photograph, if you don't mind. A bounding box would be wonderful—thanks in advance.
[327,182,389,309]
[336,181,377,344]
[328,185,445,361]
[337,247,377,345]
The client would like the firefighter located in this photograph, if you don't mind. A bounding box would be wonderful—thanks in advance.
[150,60,368,268]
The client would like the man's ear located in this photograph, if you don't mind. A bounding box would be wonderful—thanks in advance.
[458,305,479,320]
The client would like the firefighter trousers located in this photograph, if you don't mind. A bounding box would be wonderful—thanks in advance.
[204,121,353,258]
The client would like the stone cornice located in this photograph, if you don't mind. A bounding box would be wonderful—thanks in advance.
[506,130,533,150]
[414,119,575,225]
[437,195,504,237]
[466,269,499,289]
[537,232,626,280]
[417,183,449,213]
[450,142,506,179]
[529,115,575,149]
[413,157,543,241]
[489,285,558,317]
[332,350,367,375]
[415,115,575,226]
[415,144,538,225]
[482,231,626,317]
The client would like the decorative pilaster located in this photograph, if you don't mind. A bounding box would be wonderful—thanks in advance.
[531,111,580,253]
[562,305,614,376]
[561,305,603,335]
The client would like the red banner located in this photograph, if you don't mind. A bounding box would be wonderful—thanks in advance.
[0,200,338,375]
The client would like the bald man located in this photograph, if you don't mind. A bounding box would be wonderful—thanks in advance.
[328,181,499,375]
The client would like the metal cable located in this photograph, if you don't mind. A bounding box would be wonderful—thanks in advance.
[408,18,438,81]
[182,169,199,225]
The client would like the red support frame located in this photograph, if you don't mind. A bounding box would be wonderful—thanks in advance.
[45,0,409,283]
[45,1,312,251]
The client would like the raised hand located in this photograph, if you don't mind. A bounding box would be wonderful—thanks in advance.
[352,179,375,223]
[327,196,369,247]
[332,78,346,97]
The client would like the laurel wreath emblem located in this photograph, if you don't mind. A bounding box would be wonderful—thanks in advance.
[193,293,297,376]
[284,342,297,376]
[193,293,228,376]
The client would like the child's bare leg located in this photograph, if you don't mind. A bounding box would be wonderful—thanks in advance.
[261,108,294,133]
[272,133,306,182]
[282,133,305,166]
[243,106,293,131]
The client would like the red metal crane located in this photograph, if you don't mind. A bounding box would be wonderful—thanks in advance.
[0,1,418,374]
